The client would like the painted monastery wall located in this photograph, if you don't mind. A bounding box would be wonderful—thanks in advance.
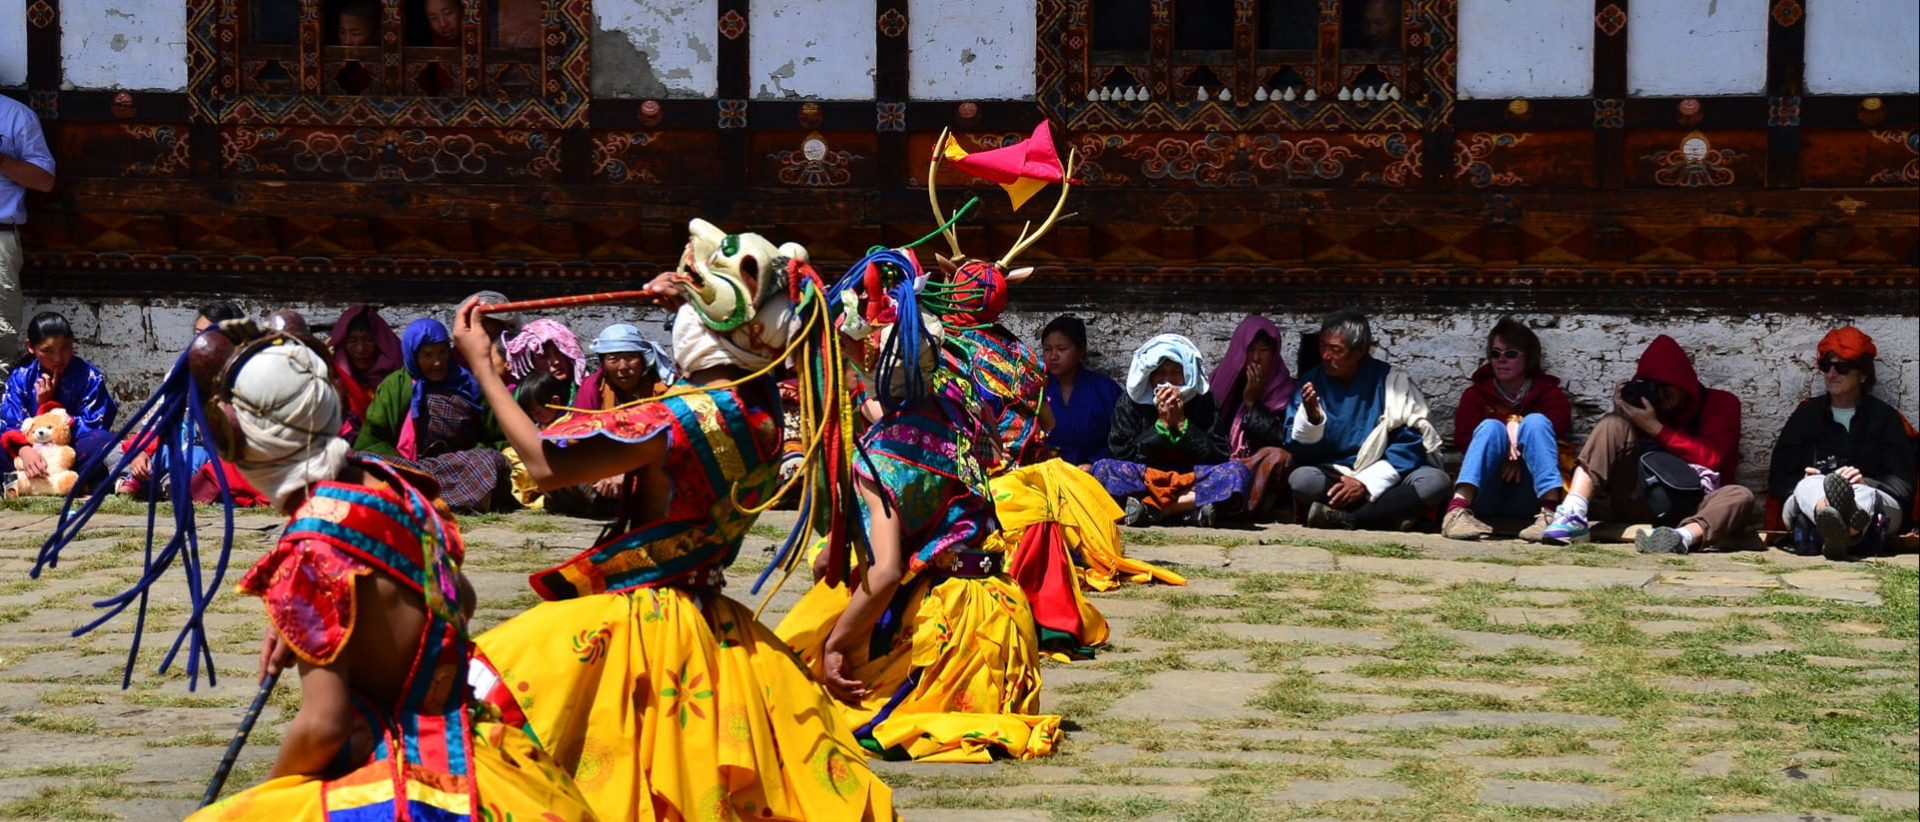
[28,295,1920,495]
[10,0,1915,97]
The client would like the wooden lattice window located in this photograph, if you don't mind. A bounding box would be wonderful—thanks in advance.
[194,0,590,127]
[1039,0,1456,132]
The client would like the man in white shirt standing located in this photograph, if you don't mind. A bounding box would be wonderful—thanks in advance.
[0,94,57,361]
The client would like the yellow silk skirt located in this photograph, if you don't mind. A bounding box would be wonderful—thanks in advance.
[775,572,1062,763]
[470,588,897,822]
[186,717,599,822]
[991,459,1187,591]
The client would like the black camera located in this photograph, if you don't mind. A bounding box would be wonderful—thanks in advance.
[1813,455,1848,473]
[1620,377,1663,409]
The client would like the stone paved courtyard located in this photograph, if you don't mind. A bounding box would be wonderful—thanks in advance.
[0,500,1914,822]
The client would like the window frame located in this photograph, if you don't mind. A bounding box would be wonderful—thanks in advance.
[190,0,590,128]
[1041,0,1455,132]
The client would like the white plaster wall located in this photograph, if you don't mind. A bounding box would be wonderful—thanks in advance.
[1457,0,1593,99]
[1627,0,1769,97]
[0,0,26,88]
[750,0,874,99]
[21,296,1919,496]
[60,0,187,91]
[907,0,1035,101]
[595,0,720,98]
[1805,0,1920,94]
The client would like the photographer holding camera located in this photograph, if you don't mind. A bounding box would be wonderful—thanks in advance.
[1541,334,1752,553]
[1768,327,1912,560]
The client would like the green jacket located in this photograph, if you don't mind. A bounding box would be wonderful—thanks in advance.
[354,370,507,457]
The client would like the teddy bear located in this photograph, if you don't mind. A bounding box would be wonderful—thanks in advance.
[5,404,80,497]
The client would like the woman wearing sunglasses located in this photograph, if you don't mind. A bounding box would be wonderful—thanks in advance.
[1767,326,1913,560]
[1442,317,1573,541]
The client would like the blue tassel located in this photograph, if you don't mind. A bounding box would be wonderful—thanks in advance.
[31,346,237,691]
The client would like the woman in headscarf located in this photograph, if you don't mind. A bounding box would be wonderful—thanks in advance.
[1092,334,1251,527]
[353,318,512,512]
[1209,316,1298,521]
[574,322,676,411]
[1040,315,1122,468]
[327,305,403,443]
[1768,326,1914,560]
[504,318,588,402]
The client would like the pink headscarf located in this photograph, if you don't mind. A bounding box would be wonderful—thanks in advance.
[328,305,403,389]
[505,319,588,385]
[1209,315,1297,459]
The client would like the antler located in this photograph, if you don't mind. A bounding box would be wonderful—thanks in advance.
[927,128,963,258]
[996,148,1076,269]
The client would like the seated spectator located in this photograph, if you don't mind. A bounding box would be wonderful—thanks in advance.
[1284,309,1449,530]
[574,323,675,411]
[335,0,378,45]
[1092,333,1250,527]
[504,318,587,401]
[117,302,273,505]
[2,312,118,491]
[1542,335,1752,553]
[1209,315,1296,520]
[1768,327,1913,559]
[1443,317,1573,541]
[501,370,617,518]
[354,318,512,512]
[457,290,520,382]
[328,304,403,443]
[1041,315,1122,469]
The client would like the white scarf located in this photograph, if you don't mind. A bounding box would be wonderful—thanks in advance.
[228,343,351,509]
[671,301,795,376]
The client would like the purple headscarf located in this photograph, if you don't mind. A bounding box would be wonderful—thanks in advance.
[328,305,403,388]
[1209,316,1297,459]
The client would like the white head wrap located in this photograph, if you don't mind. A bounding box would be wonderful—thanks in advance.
[1125,333,1209,405]
[670,300,794,376]
[227,342,352,509]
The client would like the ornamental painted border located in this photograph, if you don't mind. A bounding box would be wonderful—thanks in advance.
[1036,0,1457,133]
[185,0,593,128]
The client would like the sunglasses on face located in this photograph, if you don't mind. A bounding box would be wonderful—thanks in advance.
[1488,349,1523,361]
[1817,359,1856,375]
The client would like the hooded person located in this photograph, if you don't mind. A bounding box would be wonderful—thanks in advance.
[1542,333,1754,553]
[1209,316,1298,519]
[38,317,600,822]
[352,318,512,512]
[1092,333,1253,527]
[326,305,403,442]
[1767,326,1913,560]
[454,219,897,822]
[574,322,677,411]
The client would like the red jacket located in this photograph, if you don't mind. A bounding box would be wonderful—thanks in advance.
[1634,334,1743,477]
[1453,366,1574,448]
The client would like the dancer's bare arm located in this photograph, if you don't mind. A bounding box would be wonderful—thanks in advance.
[451,298,664,488]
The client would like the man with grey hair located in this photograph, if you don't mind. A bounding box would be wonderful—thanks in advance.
[1283,308,1451,529]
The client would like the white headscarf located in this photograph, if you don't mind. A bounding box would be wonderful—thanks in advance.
[1125,333,1209,405]
[227,342,352,509]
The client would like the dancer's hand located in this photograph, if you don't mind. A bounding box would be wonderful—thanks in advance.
[820,647,868,704]
[449,298,496,373]
[257,625,294,683]
[639,270,686,308]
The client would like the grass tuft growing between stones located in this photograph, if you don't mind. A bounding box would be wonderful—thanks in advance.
[10,711,103,734]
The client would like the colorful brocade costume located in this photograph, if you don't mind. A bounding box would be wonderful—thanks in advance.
[467,387,896,822]
[776,379,1063,763]
[189,456,598,822]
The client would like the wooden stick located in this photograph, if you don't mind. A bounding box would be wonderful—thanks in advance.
[200,671,279,807]
[475,290,664,315]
